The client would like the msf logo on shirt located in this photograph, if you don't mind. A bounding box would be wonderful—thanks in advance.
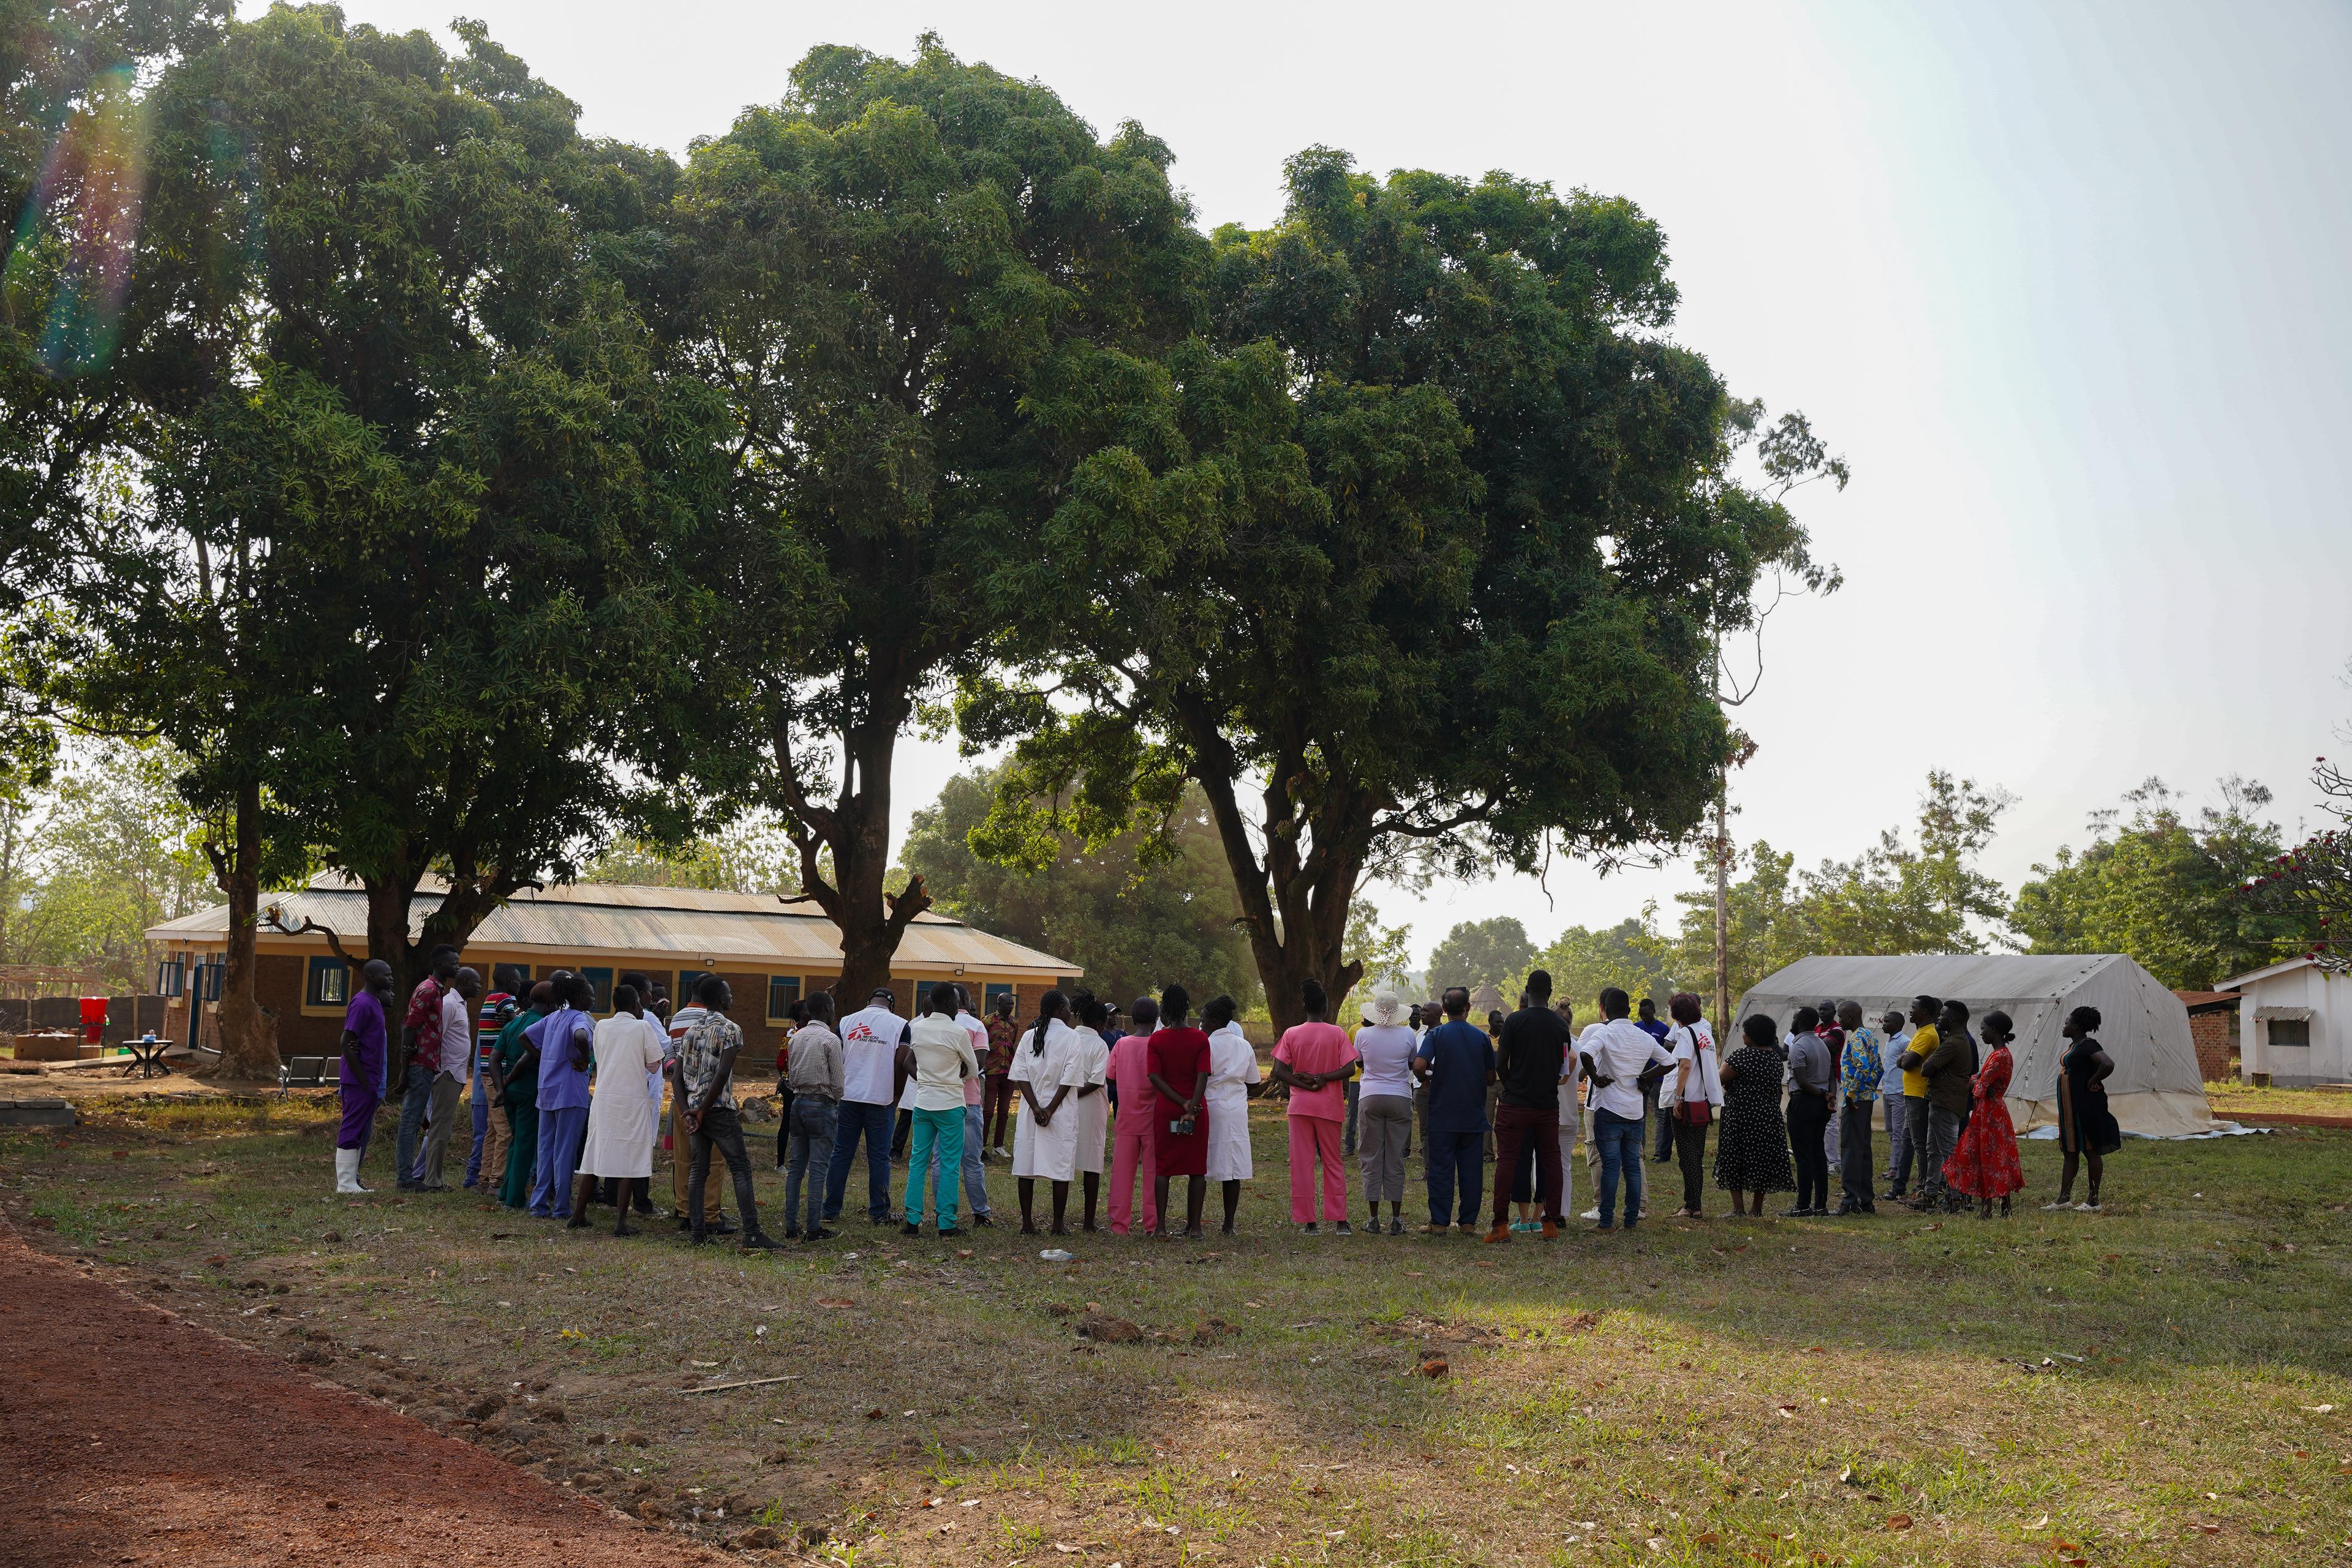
[845,1020,891,1047]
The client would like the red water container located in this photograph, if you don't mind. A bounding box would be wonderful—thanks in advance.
[80,996,108,1044]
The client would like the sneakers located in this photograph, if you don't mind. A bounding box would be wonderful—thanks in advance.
[2074,1200,2101,1212]
[805,1227,838,1242]
[1333,1221,1354,1236]
[2038,1199,2072,1211]
[1389,1218,1404,1236]
[1301,1222,1321,1235]
[1580,1207,1601,1221]
[901,1221,923,1237]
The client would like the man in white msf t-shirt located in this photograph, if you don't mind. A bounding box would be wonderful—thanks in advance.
[825,987,911,1225]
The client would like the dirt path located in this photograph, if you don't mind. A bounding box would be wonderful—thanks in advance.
[0,1224,726,1568]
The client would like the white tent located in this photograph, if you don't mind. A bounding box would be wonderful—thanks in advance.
[1733,953,2215,1138]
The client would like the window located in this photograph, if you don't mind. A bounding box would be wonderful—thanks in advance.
[766,976,802,1024]
[491,963,532,997]
[2269,1018,2312,1048]
[304,956,349,1010]
[984,982,1016,1014]
[579,967,614,1015]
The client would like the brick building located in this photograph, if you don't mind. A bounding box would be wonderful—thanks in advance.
[145,878,1081,1060]
[2174,990,2241,1083]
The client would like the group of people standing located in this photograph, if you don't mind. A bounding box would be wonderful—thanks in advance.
[1705,993,2124,1221]
[333,953,792,1250]
[328,951,2128,1254]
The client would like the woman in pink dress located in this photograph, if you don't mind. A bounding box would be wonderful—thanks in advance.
[1943,1009,2026,1218]
[1146,984,1214,1239]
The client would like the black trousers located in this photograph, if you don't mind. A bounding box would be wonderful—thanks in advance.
[1839,1102,1877,1210]
[688,1104,763,1235]
[1672,1115,1709,1211]
[1786,1093,1832,1210]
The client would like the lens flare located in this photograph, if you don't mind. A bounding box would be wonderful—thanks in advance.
[6,64,150,377]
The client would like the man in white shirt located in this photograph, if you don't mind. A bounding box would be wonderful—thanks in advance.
[1576,987,1675,1231]
[949,990,995,1225]
[416,967,483,1191]
[1878,1008,1912,1192]
[826,987,911,1226]
[902,985,982,1236]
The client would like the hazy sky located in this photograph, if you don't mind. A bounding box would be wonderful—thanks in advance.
[261,1,2352,965]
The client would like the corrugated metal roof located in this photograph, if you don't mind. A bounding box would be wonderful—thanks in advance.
[146,877,1079,977]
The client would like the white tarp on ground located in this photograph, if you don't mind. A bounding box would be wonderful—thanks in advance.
[1733,953,2216,1139]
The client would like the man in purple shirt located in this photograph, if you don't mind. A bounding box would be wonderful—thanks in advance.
[336,960,394,1194]
[528,973,597,1219]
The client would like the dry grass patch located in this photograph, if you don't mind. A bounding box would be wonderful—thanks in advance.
[3,1096,2347,1567]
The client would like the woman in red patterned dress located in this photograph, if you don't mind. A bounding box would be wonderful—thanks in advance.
[1943,1009,2025,1218]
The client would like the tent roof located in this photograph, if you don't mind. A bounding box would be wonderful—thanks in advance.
[1736,951,2213,1138]
[145,876,1080,978]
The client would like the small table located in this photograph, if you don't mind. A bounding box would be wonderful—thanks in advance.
[119,1033,175,1080]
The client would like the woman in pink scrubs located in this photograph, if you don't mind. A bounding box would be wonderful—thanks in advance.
[1105,995,1160,1236]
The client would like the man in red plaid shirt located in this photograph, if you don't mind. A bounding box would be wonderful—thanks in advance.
[395,946,462,1192]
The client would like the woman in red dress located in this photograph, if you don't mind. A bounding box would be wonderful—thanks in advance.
[1943,1009,2025,1218]
[1146,984,1214,1239]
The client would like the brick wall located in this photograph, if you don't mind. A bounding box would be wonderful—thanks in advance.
[2188,1008,2238,1083]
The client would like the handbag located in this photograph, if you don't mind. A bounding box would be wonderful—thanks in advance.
[1673,1028,1712,1125]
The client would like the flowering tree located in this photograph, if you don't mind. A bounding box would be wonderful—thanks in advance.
[2236,758,2351,972]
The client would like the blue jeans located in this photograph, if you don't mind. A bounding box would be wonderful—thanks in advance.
[394,1062,434,1189]
[1423,1126,1485,1227]
[1593,1107,1645,1228]
[925,1104,990,1218]
[823,1099,897,1222]
[465,1061,491,1186]
[783,1097,837,1235]
[904,1105,965,1228]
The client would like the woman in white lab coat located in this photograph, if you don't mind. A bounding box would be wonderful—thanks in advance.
[571,983,668,1236]
[1069,996,1113,1231]
[1009,990,1081,1234]
[1200,993,1264,1235]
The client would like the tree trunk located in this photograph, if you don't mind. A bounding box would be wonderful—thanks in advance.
[209,781,279,1080]
[1183,725,1364,1033]
[360,873,423,1027]
[778,712,930,1009]
[1713,784,1732,1033]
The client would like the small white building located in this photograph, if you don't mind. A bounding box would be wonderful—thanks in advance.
[2221,956,2352,1085]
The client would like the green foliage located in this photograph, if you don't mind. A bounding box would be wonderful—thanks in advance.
[897,767,1259,1011]
[0,737,211,988]
[1673,772,2014,1000]
[0,0,228,796]
[2016,777,2312,988]
[967,146,1839,1024]
[1425,917,1537,997]
[1523,905,1678,1016]
[580,815,799,895]
[1343,902,1415,998]
[649,34,1204,991]
[69,6,733,982]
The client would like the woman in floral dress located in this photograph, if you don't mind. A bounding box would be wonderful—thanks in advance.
[1944,1008,2025,1218]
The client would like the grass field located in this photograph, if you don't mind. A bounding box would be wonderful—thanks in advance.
[3,1092,2347,1568]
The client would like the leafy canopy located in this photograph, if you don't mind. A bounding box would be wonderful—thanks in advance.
[966,147,1833,1021]
[899,767,1261,1012]
[2012,777,2306,989]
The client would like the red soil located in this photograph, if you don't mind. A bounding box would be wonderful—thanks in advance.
[0,1224,725,1567]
